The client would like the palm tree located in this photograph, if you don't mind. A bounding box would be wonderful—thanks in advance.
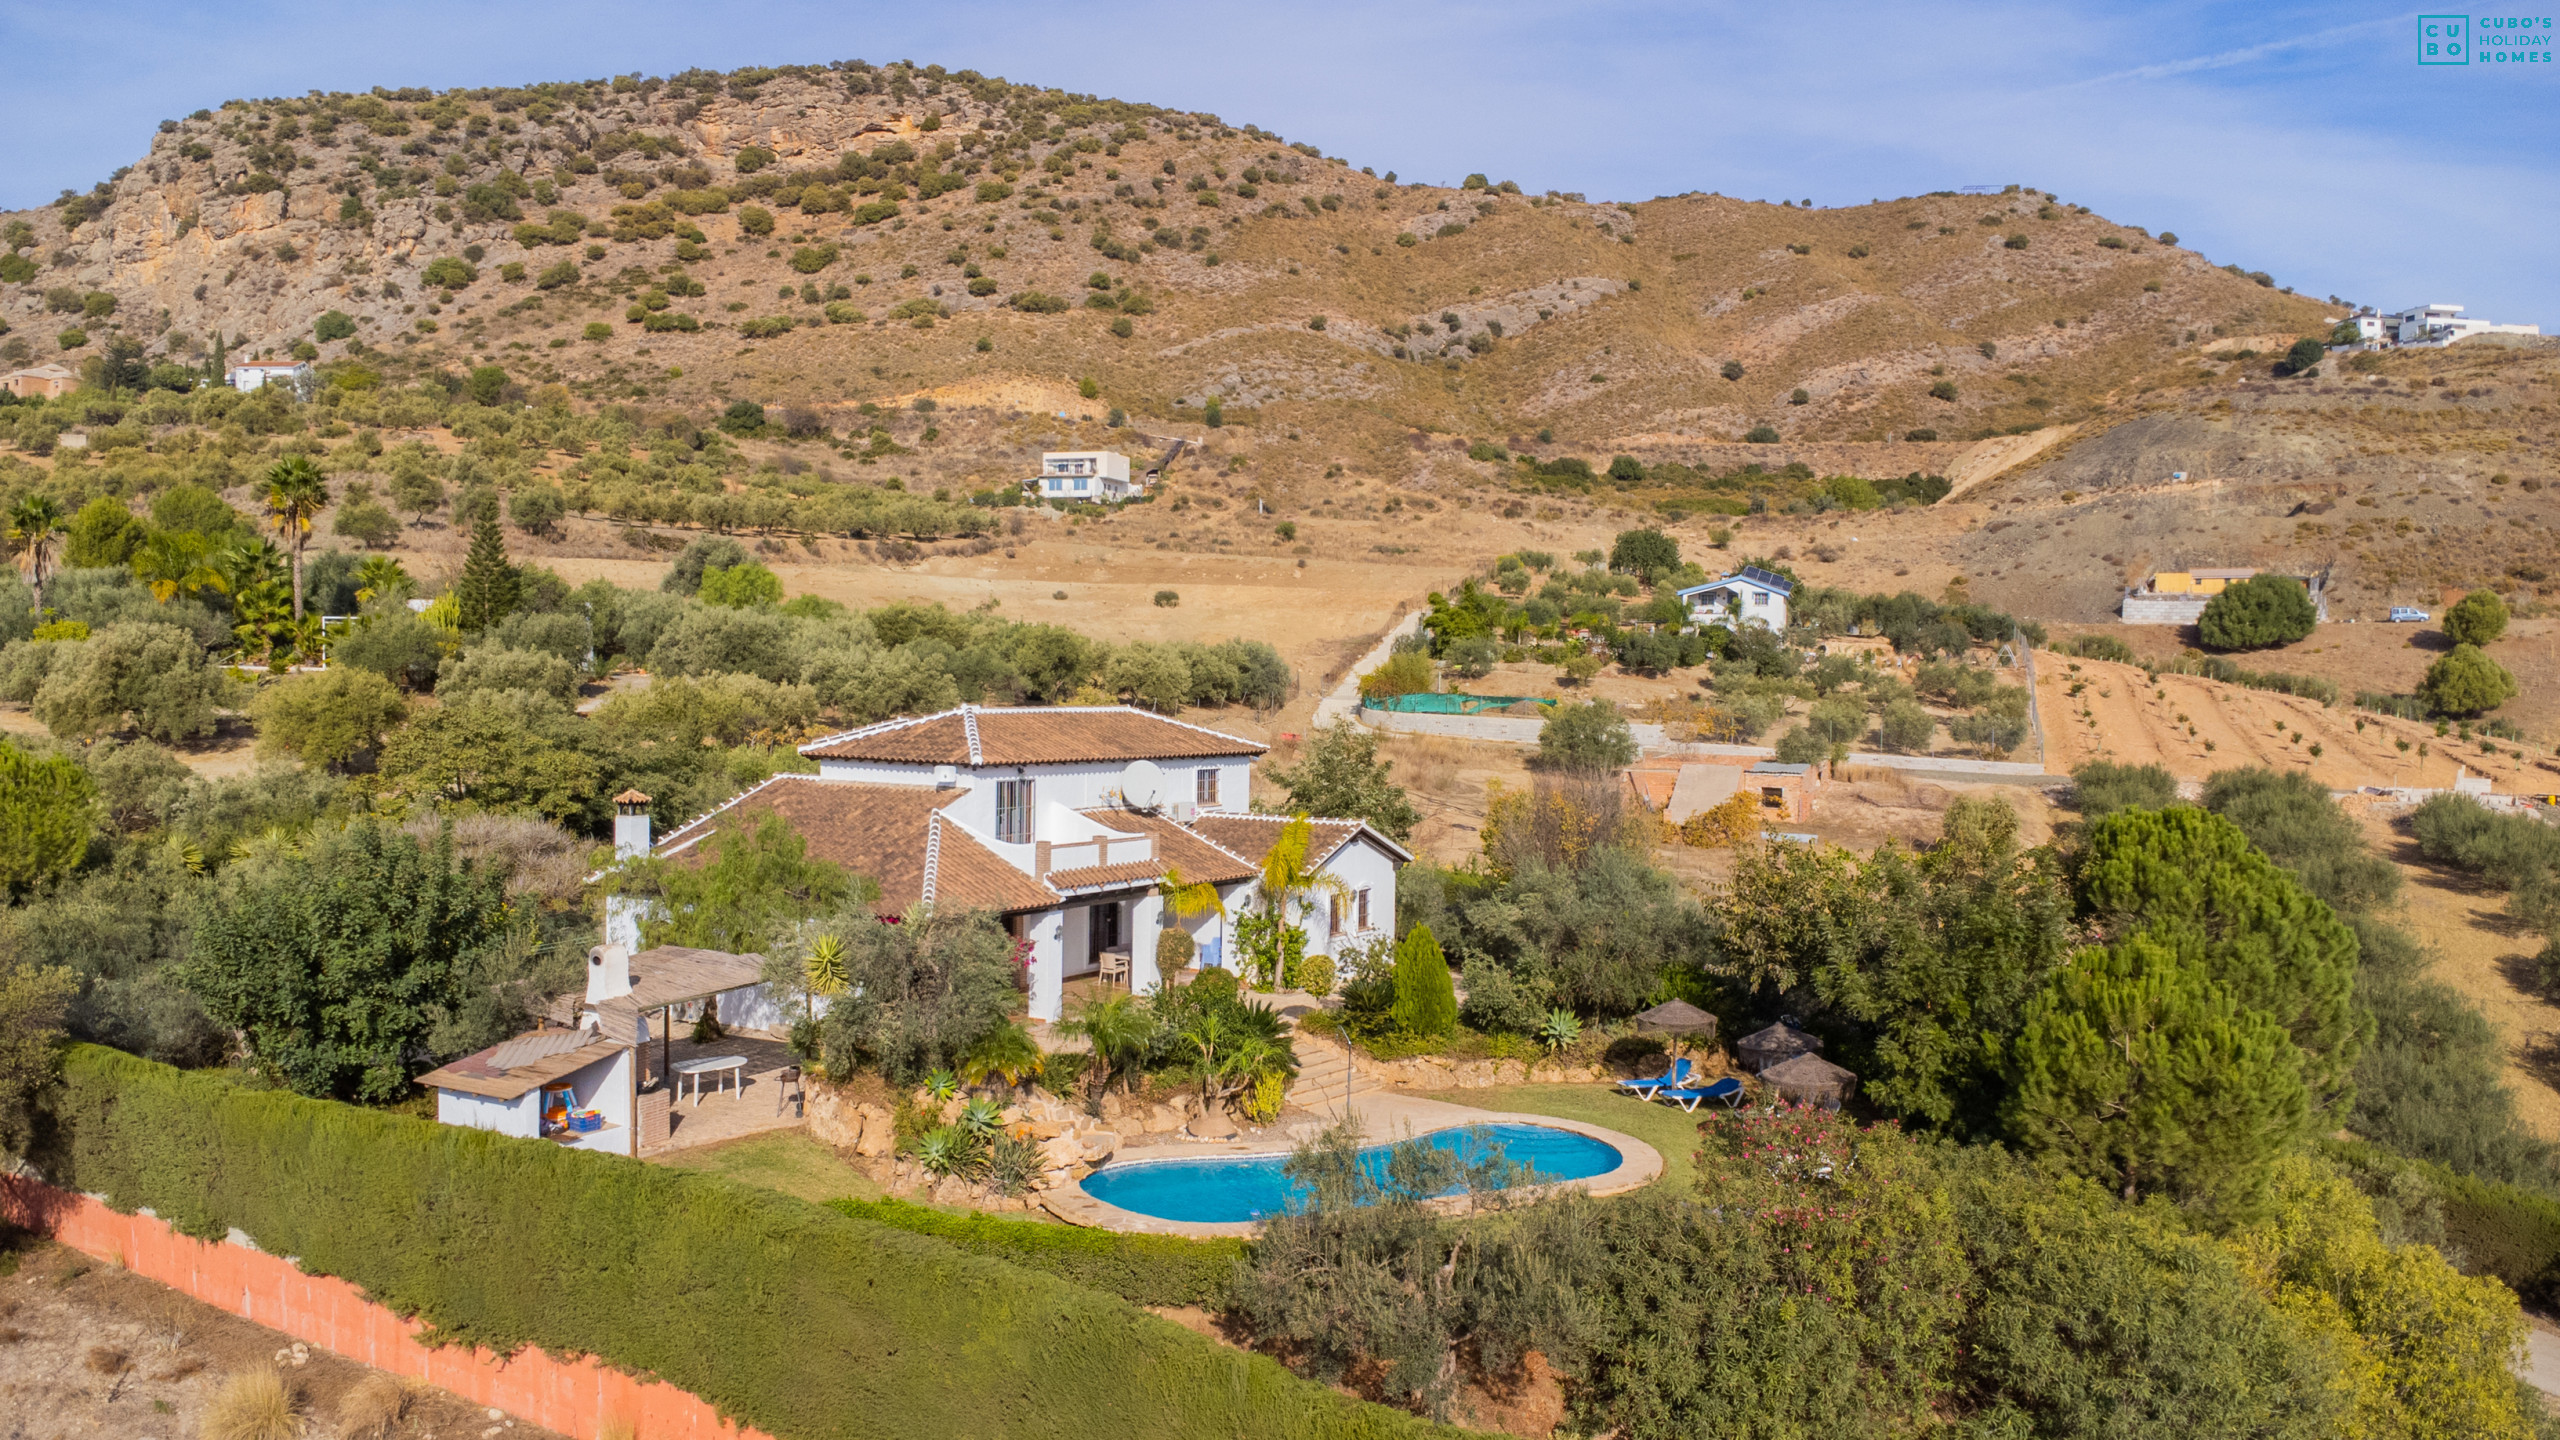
[1243,815,1348,989]
[262,455,331,620]
[7,495,65,617]
[132,530,226,604]
[352,555,411,606]
[958,1022,1044,1092]
[1060,992,1157,1101]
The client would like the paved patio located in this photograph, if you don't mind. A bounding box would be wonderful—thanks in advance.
[637,1028,807,1156]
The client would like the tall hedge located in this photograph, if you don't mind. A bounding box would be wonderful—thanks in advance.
[831,1199,1246,1308]
[35,1047,1460,1440]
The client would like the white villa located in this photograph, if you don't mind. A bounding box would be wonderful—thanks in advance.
[226,359,313,396]
[609,705,1408,1022]
[1676,565,1795,631]
[2337,304,2544,348]
[1029,451,1137,502]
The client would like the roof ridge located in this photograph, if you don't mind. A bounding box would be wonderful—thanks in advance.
[962,704,982,765]
[921,812,942,903]
[797,707,947,757]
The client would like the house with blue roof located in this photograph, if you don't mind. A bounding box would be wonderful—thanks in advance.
[1675,565,1795,631]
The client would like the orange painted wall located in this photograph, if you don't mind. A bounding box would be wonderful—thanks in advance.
[0,1176,774,1440]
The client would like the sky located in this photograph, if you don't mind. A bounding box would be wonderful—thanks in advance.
[2,0,2551,326]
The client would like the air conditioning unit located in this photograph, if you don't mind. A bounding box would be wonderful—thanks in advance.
[1168,800,1197,824]
[933,764,958,790]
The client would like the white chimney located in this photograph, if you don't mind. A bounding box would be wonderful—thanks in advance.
[613,789,653,859]
[587,944,633,1004]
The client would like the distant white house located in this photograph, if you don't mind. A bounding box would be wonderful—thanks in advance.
[1677,565,1795,632]
[2384,304,2540,347]
[227,360,312,397]
[1029,450,1136,501]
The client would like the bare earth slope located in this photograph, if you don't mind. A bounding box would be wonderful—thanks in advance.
[2,61,2329,466]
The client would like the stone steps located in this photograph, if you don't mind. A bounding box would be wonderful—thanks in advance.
[1285,1034,1370,1110]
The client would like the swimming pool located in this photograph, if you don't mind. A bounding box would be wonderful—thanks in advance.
[1079,1123,1624,1224]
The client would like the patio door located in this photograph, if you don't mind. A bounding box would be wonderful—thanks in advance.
[1089,901,1121,964]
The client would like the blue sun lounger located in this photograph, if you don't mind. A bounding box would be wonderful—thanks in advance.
[1613,1057,1693,1099]
[1654,1077,1745,1112]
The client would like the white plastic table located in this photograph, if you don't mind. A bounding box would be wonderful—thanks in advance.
[672,1054,747,1106]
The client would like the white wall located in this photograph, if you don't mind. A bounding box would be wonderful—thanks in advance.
[555,1048,636,1156]
[1310,840,1399,959]
[1024,908,1067,1021]
[1126,891,1166,993]
[810,756,1255,843]
[712,982,791,1035]
[436,1088,539,1139]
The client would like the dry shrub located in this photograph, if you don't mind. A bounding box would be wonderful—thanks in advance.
[1379,734,1460,795]
[334,1373,408,1438]
[1481,776,1648,874]
[1672,791,1761,848]
[202,1368,302,1440]
[0,1326,25,1344]
[598,1419,638,1440]
[85,1344,129,1374]
[405,812,589,907]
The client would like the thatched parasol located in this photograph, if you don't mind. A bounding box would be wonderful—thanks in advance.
[1736,1022,1822,1074]
[1760,1052,1857,1109]
[1633,999,1719,1054]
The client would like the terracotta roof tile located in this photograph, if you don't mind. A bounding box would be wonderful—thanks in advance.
[1189,813,1366,867]
[657,776,1054,915]
[1084,808,1259,886]
[1043,859,1172,892]
[803,705,1265,766]
[928,825,1063,912]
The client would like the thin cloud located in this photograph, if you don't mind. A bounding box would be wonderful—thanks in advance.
[2050,16,2396,89]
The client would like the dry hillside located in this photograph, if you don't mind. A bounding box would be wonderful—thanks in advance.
[2,60,2333,476]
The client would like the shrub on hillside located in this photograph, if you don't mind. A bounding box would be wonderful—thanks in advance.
[2197,575,2316,650]
[2420,644,2517,717]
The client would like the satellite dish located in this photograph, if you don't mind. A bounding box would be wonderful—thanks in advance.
[1119,759,1165,811]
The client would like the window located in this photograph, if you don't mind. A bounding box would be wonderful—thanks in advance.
[1329,894,1347,932]
[1356,888,1370,932]
[1073,477,1088,492]
[996,778,1033,843]
[1761,787,1786,809]
[1195,767,1219,806]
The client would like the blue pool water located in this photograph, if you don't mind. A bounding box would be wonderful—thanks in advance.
[1080,1123,1623,1224]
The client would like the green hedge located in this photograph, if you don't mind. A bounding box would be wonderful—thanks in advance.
[2325,1140,2560,1306]
[35,1047,1460,1440]
[831,1199,1245,1308]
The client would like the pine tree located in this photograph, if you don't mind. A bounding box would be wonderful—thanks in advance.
[453,515,520,632]
[1999,928,2311,1214]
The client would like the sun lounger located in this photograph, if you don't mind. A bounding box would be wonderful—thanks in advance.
[1654,1077,1745,1112]
[1613,1057,1693,1099]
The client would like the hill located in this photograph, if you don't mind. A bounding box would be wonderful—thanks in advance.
[2,58,2335,476]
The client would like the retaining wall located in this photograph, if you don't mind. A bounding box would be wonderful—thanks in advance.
[0,1176,769,1440]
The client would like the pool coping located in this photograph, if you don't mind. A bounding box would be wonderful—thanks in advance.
[1043,1096,1665,1238]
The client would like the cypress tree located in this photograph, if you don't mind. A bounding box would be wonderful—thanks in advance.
[453,515,520,632]
[1390,923,1457,1037]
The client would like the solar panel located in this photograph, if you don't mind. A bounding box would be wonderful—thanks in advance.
[1737,565,1795,592]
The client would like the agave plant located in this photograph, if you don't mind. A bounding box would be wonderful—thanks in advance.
[922,1068,961,1103]
[1538,1008,1584,1055]
[958,1096,1005,1139]
[984,1132,1044,1197]
[914,1124,981,1179]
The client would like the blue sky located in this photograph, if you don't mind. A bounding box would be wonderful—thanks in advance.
[3,0,2551,325]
